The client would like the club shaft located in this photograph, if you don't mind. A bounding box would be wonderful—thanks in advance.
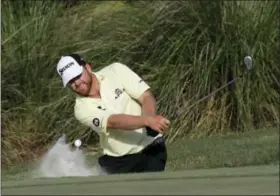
[175,76,241,117]
[188,78,238,109]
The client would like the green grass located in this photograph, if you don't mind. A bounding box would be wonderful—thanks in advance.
[166,127,279,170]
[2,165,279,195]
[1,1,279,167]
[1,2,279,194]
[2,127,279,181]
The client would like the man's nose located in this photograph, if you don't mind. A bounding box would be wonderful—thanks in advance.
[74,79,82,87]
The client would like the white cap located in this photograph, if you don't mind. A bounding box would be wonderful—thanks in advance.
[57,56,84,87]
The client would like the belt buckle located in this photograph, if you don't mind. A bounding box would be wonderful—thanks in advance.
[154,137,164,145]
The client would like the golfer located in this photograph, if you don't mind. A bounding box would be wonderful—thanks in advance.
[56,54,170,174]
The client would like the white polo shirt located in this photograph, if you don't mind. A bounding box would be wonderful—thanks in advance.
[74,62,162,157]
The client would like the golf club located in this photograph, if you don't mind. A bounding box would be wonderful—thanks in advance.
[174,56,253,118]
[147,56,253,137]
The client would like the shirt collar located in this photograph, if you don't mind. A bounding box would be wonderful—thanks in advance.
[92,71,104,82]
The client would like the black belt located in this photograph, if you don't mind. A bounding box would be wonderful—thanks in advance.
[152,136,165,145]
[142,136,165,152]
[146,127,159,137]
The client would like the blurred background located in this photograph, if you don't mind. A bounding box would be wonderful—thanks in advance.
[1,0,279,168]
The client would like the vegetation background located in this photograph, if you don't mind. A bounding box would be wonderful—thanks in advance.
[1,0,279,167]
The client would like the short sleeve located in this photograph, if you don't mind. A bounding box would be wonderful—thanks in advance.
[74,103,114,135]
[111,63,150,99]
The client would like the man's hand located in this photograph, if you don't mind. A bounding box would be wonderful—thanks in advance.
[145,115,171,133]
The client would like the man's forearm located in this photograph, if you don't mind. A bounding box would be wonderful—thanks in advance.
[107,114,147,130]
[141,94,157,116]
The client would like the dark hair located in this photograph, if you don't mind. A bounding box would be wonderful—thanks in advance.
[68,53,86,66]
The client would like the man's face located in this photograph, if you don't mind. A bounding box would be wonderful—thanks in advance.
[67,64,93,96]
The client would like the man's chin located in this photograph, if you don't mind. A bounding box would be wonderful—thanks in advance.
[77,90,90,97]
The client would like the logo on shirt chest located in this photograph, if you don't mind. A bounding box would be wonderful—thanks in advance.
[115,88,124,99]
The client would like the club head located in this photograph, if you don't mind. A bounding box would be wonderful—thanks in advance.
[244,56,253,71]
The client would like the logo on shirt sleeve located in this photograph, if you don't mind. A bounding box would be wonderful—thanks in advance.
[92,118,100,127]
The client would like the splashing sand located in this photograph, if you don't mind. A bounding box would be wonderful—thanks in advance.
[33,134,106,178]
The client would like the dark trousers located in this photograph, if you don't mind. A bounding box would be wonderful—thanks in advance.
[98,137,167,174]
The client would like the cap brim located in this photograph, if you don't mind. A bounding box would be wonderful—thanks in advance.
[62,67,83,87]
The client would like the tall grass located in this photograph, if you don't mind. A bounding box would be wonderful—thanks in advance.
[1,0,279,166]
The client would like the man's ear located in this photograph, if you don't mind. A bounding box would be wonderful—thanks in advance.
[85,63,92,72]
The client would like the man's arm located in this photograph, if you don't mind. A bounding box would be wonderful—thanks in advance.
[76,105,151,133]
[137,90,157,116]
[109,63,169,131]
[107,114,169,133]
[107,114,147,130]
[75,102,169,134]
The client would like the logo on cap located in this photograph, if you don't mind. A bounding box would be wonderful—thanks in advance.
[59,62,75,76]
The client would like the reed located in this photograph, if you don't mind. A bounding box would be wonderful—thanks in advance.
[1,0,279,166]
